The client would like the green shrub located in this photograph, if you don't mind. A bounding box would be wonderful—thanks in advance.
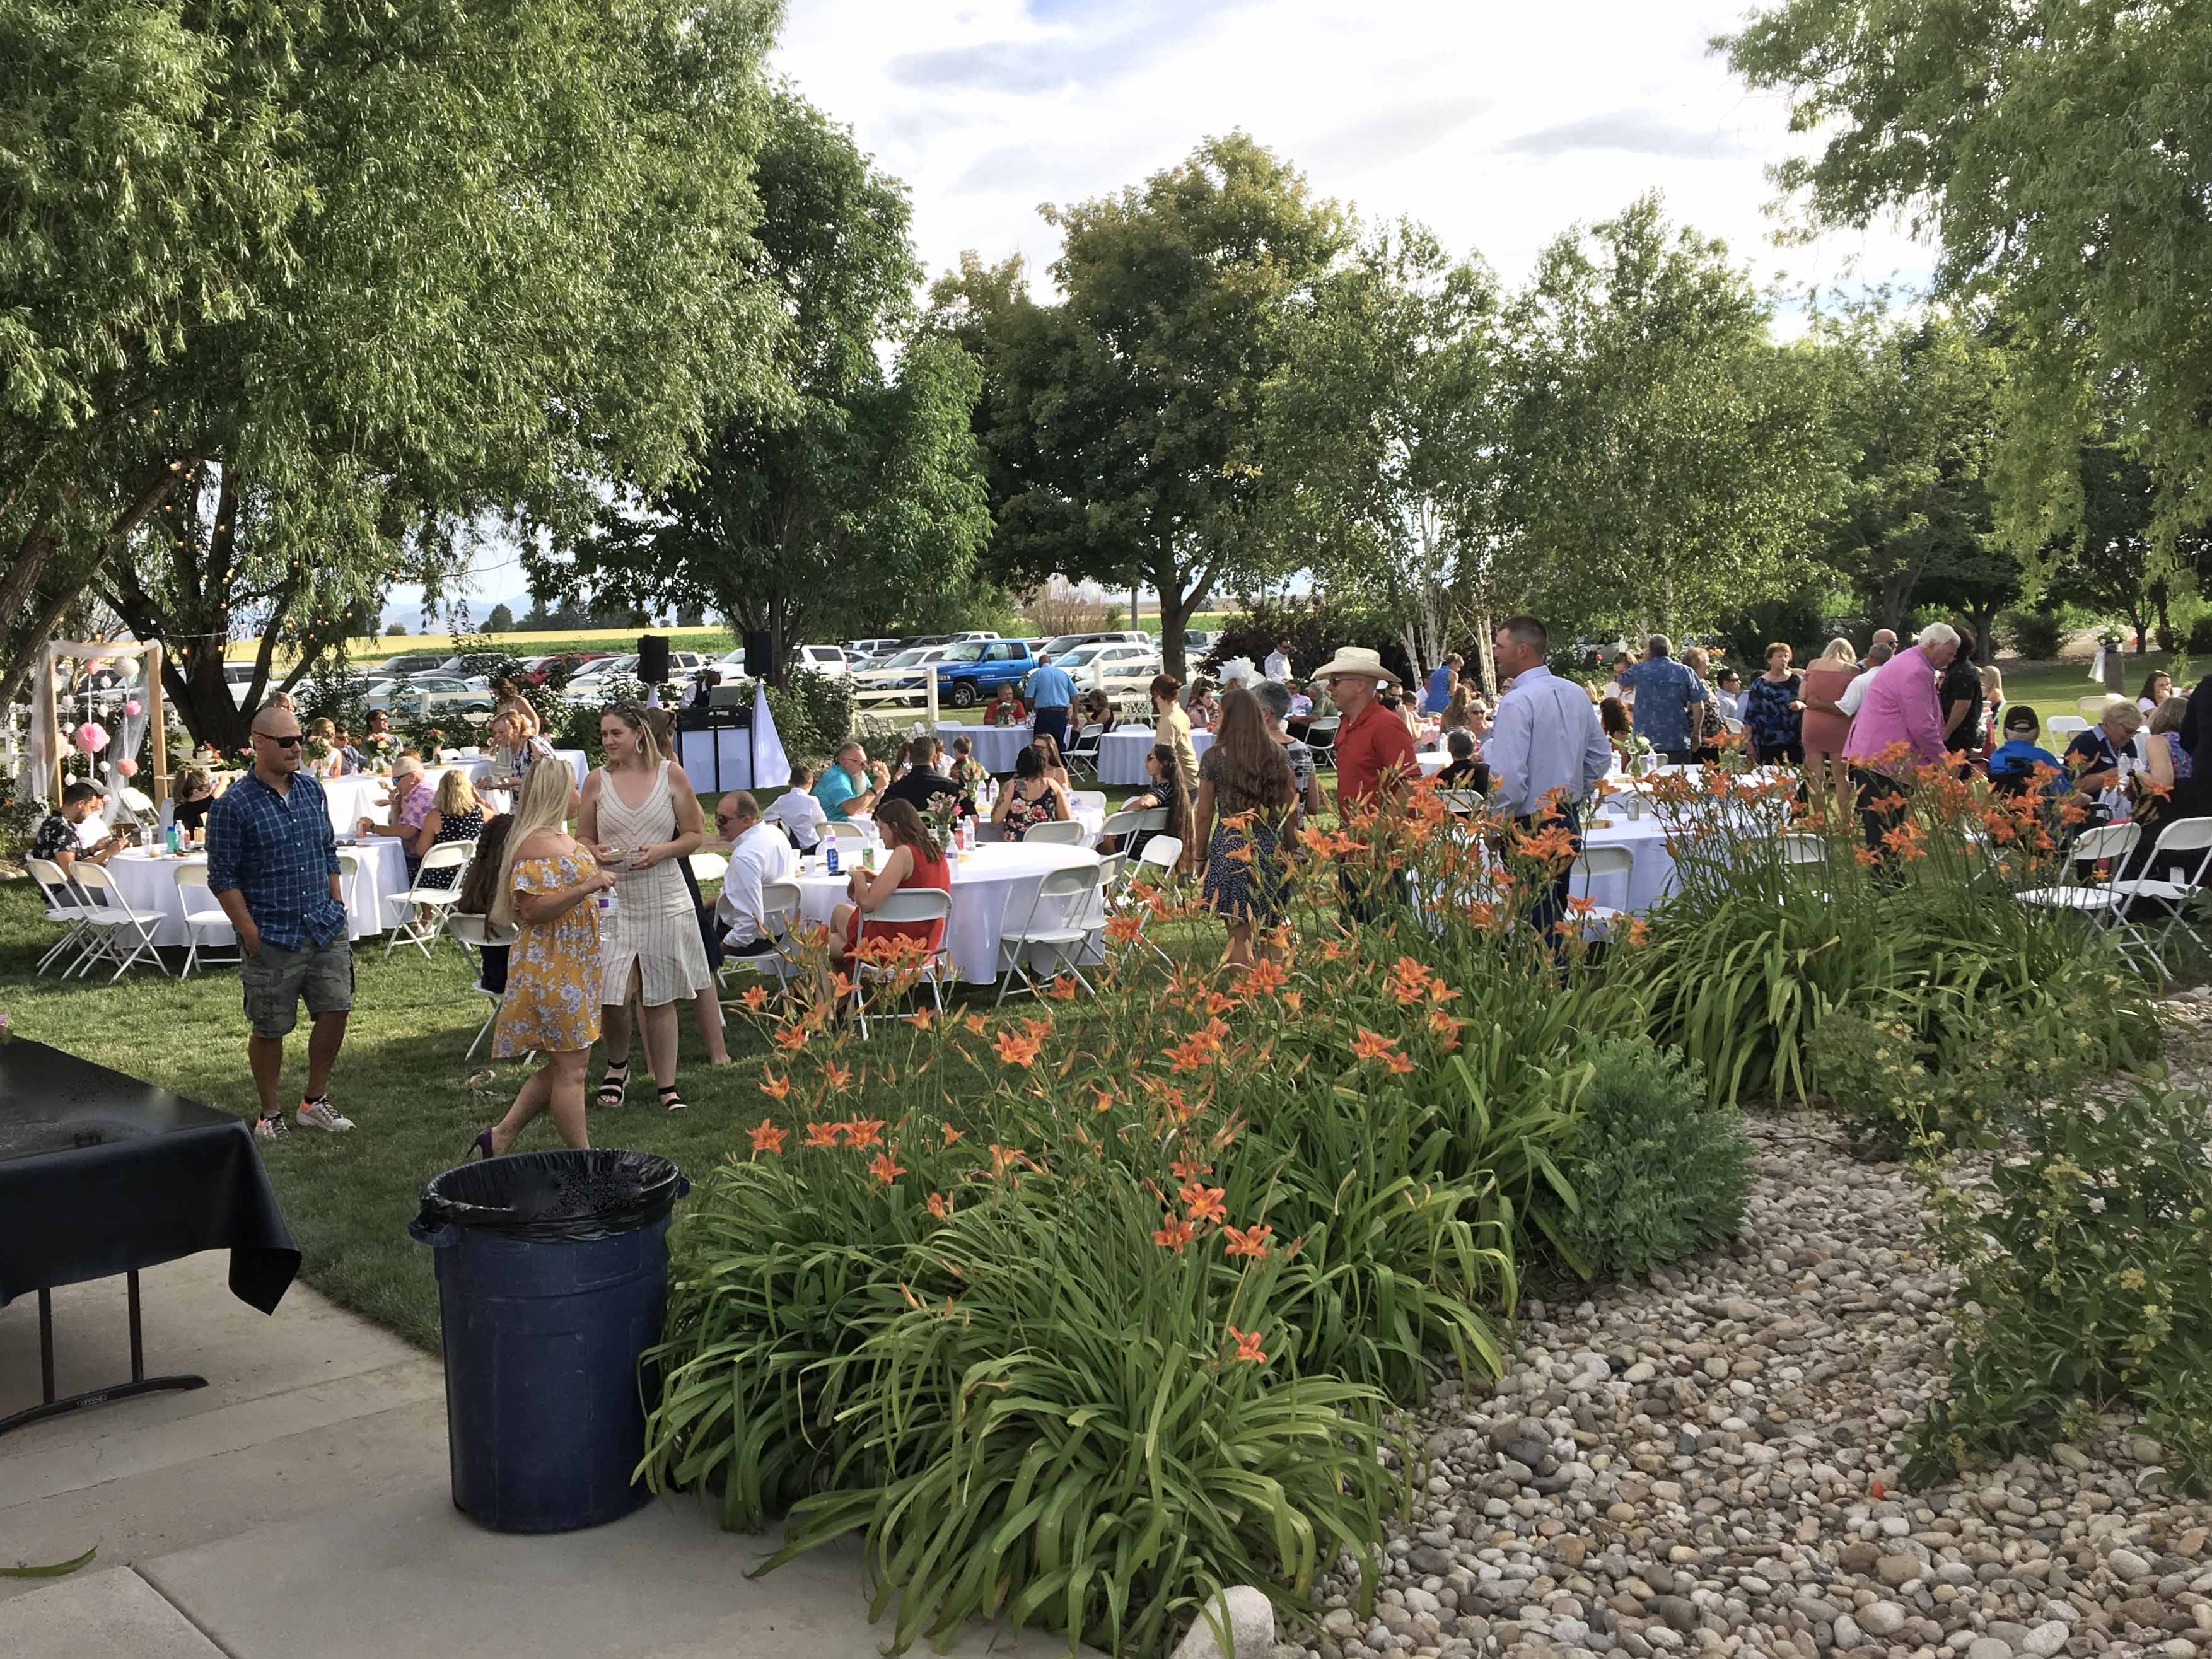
[2007,607,2068,660]
[1906,1082,2212,1495]
[1201,597,1414,687]
[764,668,854,759]
[1554,1039,1750,1281]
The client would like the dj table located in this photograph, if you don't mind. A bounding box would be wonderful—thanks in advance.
[0,1040,299,1436]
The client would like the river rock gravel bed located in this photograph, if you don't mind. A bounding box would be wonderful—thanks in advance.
[1275,1079,2212,1659]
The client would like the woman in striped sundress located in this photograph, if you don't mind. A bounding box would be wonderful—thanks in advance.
[579,702,713,1114]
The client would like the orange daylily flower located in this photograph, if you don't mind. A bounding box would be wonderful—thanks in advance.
[1046,974,1080,1001]
[1349,1028,1400,1065]
[759,1071,792,1101]
[1384,955,1435,1004]
[803,1121,841,1150]
[772,1023,810,1052]
[926,1191,952,1220]
[909,1006,933,1032]
[868,1151,906,1185]
[940,1122,963,1146]
[823,1061,853,1091]
[748,1118,788,1155]
[1224,1325,1267,1364]
[961,1012,988,1035]
[1179,1181,1227,1225]
[844,1117,887,1150]
[739,985,770,1010]
[1153,1213,1196,1252]
[993,1027,1045,1067]
[1223,1223,1273,1260]
[1168,1155,1214,1181]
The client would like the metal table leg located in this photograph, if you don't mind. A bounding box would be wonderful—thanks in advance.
[0,1271,208,1437]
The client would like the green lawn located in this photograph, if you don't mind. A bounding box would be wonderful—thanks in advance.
[1998,651,2178,727]
[0,870,1231,1353]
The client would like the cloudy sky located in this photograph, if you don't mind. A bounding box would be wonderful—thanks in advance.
[773,0,1928,311]
[431,0,1928,620]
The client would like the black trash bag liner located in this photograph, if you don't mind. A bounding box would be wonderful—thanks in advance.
[410,1150,689,1244]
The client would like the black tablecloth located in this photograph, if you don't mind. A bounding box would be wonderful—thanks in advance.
[0,1040,299,1313]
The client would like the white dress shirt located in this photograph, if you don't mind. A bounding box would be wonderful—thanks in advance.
[716,820,799,948]
[1486,665,1613,820]
[761,788,828,851]
[1837,672,1872,719]
[1264,650,1291,683]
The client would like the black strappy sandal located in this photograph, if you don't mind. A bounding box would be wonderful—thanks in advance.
[658,1083,687,1114]
[595,1059,630,1109]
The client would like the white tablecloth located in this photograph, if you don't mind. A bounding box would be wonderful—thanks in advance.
[792,842,1103,984]
[105,838,411,948]
[1577,814,1679,915]
[1096,728,1214,787]
[319,761,494,837]
[940,722,1034,776]
[1417,750,1450,776]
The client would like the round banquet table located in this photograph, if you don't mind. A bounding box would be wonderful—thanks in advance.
[1095,728,1214,787]
[1417,750,1450,776]
[791,842,1103,985]
[938,722,1033,776]
[105,837,411,948]
[1576,813,1680,916]
[318,761,493,838]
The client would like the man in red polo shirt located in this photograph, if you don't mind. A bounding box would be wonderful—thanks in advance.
[1316,646,1418,921]
[1322,646,1419,813]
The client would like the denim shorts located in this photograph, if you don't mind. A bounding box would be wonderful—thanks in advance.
[240,935,354,1039]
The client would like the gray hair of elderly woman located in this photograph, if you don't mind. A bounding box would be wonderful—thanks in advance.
[1248,678,1293,722]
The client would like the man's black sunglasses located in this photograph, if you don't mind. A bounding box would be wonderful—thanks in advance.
[255,732,304,748]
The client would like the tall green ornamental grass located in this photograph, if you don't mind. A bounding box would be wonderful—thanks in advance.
[1600,759,2160,1108]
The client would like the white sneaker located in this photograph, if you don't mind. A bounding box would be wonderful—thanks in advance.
[296,1098,355,1132]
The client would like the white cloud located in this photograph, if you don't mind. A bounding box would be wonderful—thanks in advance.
[773,0,1928,304]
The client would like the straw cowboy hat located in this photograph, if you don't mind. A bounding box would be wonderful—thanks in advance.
[1308,646,1400,687]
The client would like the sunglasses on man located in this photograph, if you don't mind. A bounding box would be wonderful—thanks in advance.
[253,731,304,748]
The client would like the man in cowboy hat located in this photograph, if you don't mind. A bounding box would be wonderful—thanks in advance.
[1316,646,1418,818]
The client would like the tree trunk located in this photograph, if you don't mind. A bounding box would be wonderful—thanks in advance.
[1469,611,1498,700]
[1158,587,1192,682]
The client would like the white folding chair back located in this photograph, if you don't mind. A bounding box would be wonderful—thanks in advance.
[1020,818,1088,846]
[2017,820,2141,936]
[1304,717,1339,762]
[175,863,242,975]
[1721,717,1745,736]
[826,820,867,846]
[687,851,730,885]
[2077,695,2119,718]
[719,878,804,1000]
[1135,835,1184,878]
[1114,835,1185,965]
[70,862,171,981]
[851,888,953,1037]
[1100,806,1167,846]
[1436,789,1485,815]
[447,912,520,1056]
[2046,715,2090,739]
[385,839,475,957]
[1069,789,1107,815]
[996,863,1106,1003]
[27,856,98,974]
[1065,724,1105,778]
[2107,817,2212,977]
[1567,844,1634,936]
[1779,833,1828,866]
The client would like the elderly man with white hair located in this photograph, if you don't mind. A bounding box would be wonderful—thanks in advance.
[1843,622,1963,851]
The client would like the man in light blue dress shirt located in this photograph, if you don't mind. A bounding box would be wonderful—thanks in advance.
[1487,615,1614,943]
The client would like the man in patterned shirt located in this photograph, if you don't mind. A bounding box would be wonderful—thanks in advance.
[206,702,356,1139]
[1615,634,1708,765]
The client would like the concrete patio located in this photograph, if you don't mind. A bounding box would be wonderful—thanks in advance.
[0,1255,1097,1657]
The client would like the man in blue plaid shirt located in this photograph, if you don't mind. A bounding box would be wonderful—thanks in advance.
[207,702,356,1139]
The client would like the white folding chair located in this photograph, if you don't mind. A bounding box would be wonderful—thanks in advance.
[2018,821,2142,941]
[1780,832,1828,866]
[1437,789,1486,816]
[1721,717,1745,737]
[1020,818,1088,846]
[996,863,1106,1003]
[825,820,868,849]
[2046,715,2090,740]
[687,851,730,886]
[2107,818,2212,977]
[385,841,475,957]
[1065,724,1105,780]
[446,912,520,1057]
[69,863,170,981]
[1566,844,1634,938]
[175,864,242,976]
[1112,835,1185,966]
[26,856,101,975]
[718,878,803,1001]
[851,890,953,1039]
[1303,717,1339,766]
[1099,806,1167,849]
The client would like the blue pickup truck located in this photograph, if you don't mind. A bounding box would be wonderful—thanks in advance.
[934,639,1040,708]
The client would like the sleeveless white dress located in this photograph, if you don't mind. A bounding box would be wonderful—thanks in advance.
[595,761,713,1008]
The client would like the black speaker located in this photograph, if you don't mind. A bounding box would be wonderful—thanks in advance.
[744,631,772,677]
[636,633,670,685]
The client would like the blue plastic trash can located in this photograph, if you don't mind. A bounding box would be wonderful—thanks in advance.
[410,1149,689,1533]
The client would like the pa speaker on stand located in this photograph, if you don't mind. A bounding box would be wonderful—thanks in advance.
[636,634,670,687]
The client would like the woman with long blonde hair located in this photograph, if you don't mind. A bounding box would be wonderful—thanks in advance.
[581,701,711,1112]
[473,759,612,1156]
[1799,638,1859,793]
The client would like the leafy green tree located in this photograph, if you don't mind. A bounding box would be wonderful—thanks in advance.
[1263,221,1511,690]
[557,93,989,683]
[1496,195,1839,639]
[1720,0,2212,562]
[1811,304,2006,640]
[3,0,786,739]
[936,136,1350,678]
[2044,448,2212,648]
[486,603,517,634]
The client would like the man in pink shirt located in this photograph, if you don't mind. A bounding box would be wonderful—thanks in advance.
[1844,622,1962,851]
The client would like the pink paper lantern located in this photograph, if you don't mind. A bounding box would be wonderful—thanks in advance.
[115,757,139,778]
[123,699,143,717]
[74,722,109,754]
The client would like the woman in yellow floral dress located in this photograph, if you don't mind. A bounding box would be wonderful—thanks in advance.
[472,759,614,1156]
